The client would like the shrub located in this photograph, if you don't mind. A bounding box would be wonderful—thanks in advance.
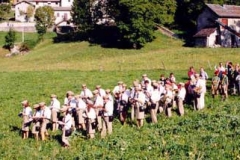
[4,28,16,50]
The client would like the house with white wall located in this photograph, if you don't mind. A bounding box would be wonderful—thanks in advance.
[15,0,73,25]
[194,4,240,47]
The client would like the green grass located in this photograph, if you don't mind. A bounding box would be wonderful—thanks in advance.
[0,31,240,159]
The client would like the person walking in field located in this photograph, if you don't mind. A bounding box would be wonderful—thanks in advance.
[19,100,32,139]
[84,100,97,139]
[75,95,87,131]
[149,82,160,123]
[101,95,114,138]
[31,104,42,141]
[220,73,229,101]
[49,94,60,131]
[80,84,93,103]
[58,106,72,148]
[176,82,186,116]
[212,72,220,98]
[39,102,51,141]
[92,89,104,131]
[133,86,146,128]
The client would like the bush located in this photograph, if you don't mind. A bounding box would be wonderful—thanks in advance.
[19,43,30,52]
[4,28,16,50]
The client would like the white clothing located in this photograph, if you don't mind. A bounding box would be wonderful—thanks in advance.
[113,85,123,94]
[97,88,106,98]
[41,107,51,119]
[22,106,32,118]
[151,89,160,103]
[80,88,93,99]
[94,95,104,107]
[178,87,186,100]
[103,101,113,116]
[76,98,87,110]
[50,98,60,112]
[64,114,72,130]
[85,108,96,120]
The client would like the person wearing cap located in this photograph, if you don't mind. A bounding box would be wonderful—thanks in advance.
[212,72,220,98]
[149,83,160,123]
[75,95,87,131]
[96,85,106,98]
[80,84,93,103]
[101,95,114,138]
[112,81,124,98]
[141,74,152,87]
[129,81,142,121]
[92,90,104,131]
[194,73,206,110]
[83,101,97,139]
[39,102,51,141]
[49,94,61,131]
[19,100,32,139]
[133,86,146,128]
[163,84,174,117]
[65,91,77,130]
[31,104,41,140]
[176,82,186,116]
[157,80,166,114]
[59,106,72,147]
[116,87,129,125]
[220,72,229,101]
[105,89,114,105]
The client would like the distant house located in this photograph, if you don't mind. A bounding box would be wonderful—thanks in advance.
[15,0,73,26]
[194,4,240,47]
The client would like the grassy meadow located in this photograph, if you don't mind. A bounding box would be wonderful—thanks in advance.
[0,31,240,159]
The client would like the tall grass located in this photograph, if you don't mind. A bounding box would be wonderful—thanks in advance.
[0,31,240,159]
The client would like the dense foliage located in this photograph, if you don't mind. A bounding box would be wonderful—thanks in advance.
[34,6,55,41]
[4,28,16,50]
[0,3,11,20]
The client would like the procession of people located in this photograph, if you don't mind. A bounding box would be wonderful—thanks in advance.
[18,62,240,147]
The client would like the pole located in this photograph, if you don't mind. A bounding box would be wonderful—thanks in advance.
[22,26,24,42]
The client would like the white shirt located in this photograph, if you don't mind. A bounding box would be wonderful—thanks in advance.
[113,85,123,94]
[50,98,60,112]
[97,88,106,98]
[41,106,51,119]
[80,88,93,99]
[33,110,41,118]
[64,114,72,130]
[85,108,96,120]
[178,87,186,100]
[165,89,173,103]
[76,98,87,110]
[196,79,206,94]
[151,89,160,103]
[104,101,113,116]
[136,91,146,105]
[94,95,104,107]
[23,106,32,118]
[120,92,129,103]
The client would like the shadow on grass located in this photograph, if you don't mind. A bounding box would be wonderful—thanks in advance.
[9,125,21,136]
[52,25,139,49]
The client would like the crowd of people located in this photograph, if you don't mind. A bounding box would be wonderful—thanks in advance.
[18,61,240,147]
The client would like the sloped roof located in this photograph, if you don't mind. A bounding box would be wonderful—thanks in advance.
[15,0,35,6]
[193,28,216,38]
[206,4,240,18]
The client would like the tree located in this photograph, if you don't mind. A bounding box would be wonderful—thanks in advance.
[151,0,177,27]
[115,0,157,48]
[0,3,11,20]
[4,28,16,50]
[34,6,55,41]
[71,0,93,35]
[26,5,34,22]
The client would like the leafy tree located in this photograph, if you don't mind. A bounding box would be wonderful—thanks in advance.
[26,5,34,22]
[34,6,55,41]
[71,0,93,35]
[0,3,11,20]
[115,0,157,48]
[151,0,177,26]
[4,28,16,50]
